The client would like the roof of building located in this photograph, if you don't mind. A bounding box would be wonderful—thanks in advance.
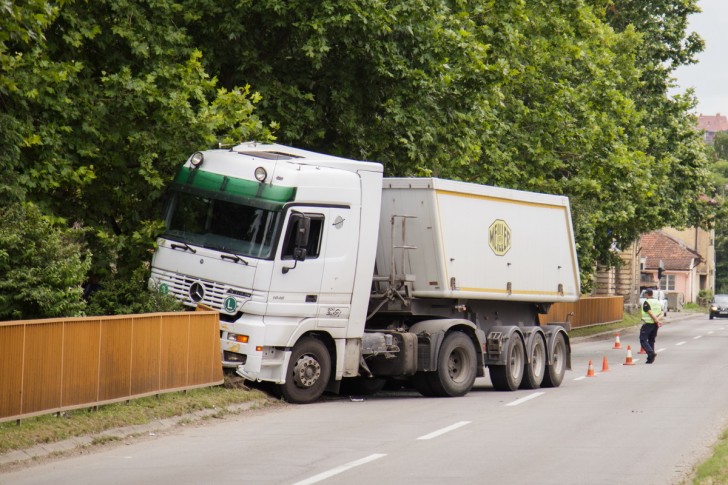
[641,230,702,271]
[698,113,728,133]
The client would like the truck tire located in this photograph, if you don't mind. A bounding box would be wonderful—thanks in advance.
[425,331,478,397]
[489,335,524,391]
[520,334,546,390]
[412,372,437,397]
[542,332,567,388]
[279,337,331,404]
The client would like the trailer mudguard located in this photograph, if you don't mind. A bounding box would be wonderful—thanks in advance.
[408,319,486,375]
[483,326,525,366]
[542,324,572,369]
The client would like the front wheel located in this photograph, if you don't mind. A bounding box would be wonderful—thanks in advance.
[279,337,331,404]
[489,334,525,391]
[542,332,567,388]
[426,331,478,397]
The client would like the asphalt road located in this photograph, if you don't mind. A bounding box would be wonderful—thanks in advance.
[2,312,727,485]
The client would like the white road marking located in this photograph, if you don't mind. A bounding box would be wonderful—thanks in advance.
[417,421,471,440]
[656,348,666,353]
[694,335,703,340]
[676,341,686,346]
[292,454,387,485]
[506,392,546,407]
[708,331,714,335]
[574,376,587,381]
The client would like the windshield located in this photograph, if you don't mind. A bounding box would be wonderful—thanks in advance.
[714,295,728,304]
[162,188,282,258]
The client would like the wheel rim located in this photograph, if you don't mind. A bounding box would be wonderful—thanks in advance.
[509,340,524,380]
[533,340,545,377]
[292,354,321,388]
[447,347,469,383]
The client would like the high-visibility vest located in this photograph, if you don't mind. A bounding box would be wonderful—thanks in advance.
[641,298,662,323]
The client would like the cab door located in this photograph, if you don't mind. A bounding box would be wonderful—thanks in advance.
[269,208,328,317]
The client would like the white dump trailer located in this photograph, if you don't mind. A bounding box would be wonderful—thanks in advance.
[150,143,580,403]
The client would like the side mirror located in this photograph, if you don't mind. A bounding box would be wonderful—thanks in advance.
[282,212,310,274]
[294,214,310,249]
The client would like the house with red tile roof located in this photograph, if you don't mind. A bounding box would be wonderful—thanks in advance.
[640,230,704,303]
[697,113,728,143]
[594,228,715,310]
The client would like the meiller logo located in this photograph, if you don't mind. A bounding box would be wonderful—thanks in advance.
[488,219,511,256]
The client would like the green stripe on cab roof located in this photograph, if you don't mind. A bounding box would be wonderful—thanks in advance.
[174,166,296,203]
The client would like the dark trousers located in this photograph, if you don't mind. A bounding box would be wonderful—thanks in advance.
[639,323,659,356]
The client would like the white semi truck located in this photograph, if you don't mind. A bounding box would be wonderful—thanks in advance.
[150,142,580,403]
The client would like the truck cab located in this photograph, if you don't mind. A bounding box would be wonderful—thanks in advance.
[150,143,383,399]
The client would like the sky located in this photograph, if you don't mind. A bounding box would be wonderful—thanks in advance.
[672,0,728,117]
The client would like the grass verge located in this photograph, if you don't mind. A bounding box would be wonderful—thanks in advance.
[692,428,728,484]
[0,374,272,455]
[568,312,642,339]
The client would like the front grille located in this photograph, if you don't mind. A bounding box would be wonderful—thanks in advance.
[165,273,230,310]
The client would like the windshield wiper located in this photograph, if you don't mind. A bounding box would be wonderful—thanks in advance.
[171,241,197,253]
[221,253,249,265]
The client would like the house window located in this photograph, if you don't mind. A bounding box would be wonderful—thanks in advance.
[659,274,675,291]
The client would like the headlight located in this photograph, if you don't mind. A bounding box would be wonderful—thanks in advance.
[254,166,267,182]
[190,151,204,168]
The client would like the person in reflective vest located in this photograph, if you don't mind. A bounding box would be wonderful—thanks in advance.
[640,288,663,364]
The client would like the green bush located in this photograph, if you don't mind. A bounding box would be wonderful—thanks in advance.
[0,202,90,320]
[85,264,184,316]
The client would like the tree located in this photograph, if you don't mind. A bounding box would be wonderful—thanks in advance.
[714,132,728,162]
[0,202,90,320]
[183,0,717,289]
[2,0,718,309]
[1,1,273,318]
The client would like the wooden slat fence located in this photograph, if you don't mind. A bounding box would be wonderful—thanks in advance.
[540,296,624,329]
[0,311,223,423]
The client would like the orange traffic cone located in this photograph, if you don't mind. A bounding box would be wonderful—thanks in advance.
[612,333,622,350]
[638,346,647,354]
[623,345,636,366]
[602,355,610,372]
[586,360,596,377]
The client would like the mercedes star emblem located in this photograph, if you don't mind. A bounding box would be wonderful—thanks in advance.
[189,282,205,302]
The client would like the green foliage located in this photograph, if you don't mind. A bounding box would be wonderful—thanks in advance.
[1,0,719,313]
[1,1,273,317]
[84,264,184,316]
[714,132,728,162]
[0,202,90,320]
[186,0,716,289]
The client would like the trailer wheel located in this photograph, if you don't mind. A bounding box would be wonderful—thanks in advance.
[426,331,477,397]
[279,337,331,404]
[521,335,546,389]
[542,332,567,388]
[489,335,524,391]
